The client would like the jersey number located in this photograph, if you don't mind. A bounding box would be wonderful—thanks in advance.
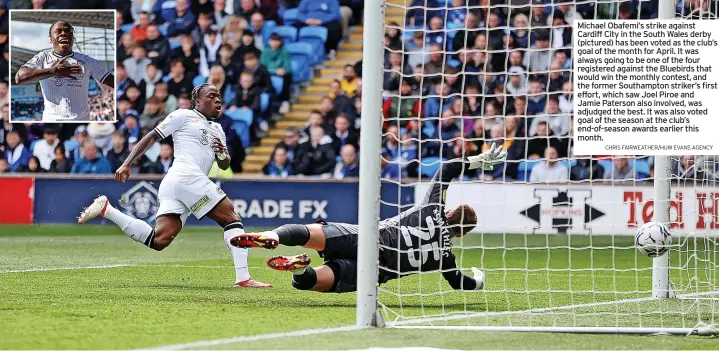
[400,216,440,268]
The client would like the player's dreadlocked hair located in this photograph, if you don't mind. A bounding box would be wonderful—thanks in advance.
[191,83,214,109]
[49,21,76,46]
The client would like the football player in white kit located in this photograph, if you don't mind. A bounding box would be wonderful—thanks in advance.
[15,21,115,122]
[77,83,271,288]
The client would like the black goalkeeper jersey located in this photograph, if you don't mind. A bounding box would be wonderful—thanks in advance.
[378,159,478,290]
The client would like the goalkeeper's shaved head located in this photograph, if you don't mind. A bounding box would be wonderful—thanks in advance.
[446,204,477,237]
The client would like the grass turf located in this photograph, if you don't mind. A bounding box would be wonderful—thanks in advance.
[0,224,717,350]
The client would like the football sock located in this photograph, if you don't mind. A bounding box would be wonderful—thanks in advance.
[103,203,154,247]
[274,224,310,246]
[291,266,317,290]
[224,222,251,282]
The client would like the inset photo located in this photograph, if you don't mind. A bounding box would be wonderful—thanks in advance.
[9,10,116,123]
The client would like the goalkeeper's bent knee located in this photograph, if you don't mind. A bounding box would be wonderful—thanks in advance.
[291,267,317,290]
[275,224,310,246]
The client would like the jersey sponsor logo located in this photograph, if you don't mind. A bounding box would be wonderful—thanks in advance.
[119,181,160,224]
[190,195,211,213]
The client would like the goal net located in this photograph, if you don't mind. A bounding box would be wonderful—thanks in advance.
[364,0,719,334]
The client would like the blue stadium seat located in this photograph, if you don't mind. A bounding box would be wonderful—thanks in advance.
[598,159,614,172]
[286,42,313,82]
[226,108,254,125]
[447,59,460,68]
[517,159,541,181]
[192,75,206,87]
[283,8,300,26]
[634,159,650,175]
[162,75,171,83]
[158,23,169,37]
[261,20,278,46]
[270,75,284,96]
[223,84,236,106]
[260,92,270,114]
[169,41,181,50]
[120,24,134,33]
[419,157,443,178]
[272,25,298,43]
[298,26,328,64]
[232,121,251,148]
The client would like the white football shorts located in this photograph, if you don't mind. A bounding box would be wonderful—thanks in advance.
[156,170,227,225]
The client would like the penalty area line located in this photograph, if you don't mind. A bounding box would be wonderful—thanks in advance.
[0,264,135,273]
[141,325,362,350]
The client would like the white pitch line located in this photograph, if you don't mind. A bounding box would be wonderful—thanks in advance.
[141,325,362,350]
[0,264,135,273]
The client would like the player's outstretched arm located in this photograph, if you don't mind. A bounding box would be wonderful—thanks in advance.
[115,130,162,182]
[441,253,485,291]
[420,143,507,205]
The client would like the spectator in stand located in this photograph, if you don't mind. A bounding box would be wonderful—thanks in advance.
[141,63,163,99]
[452,13,479,52]
[116,63,130,98]
[512,13,532,49]
[330,114,358,156]
[131,11,152,42]
[49,144,72,173]
[242,51,271,91]
[171,35,201,77]
[424,78,452,120]
[333,144,359,179]
[271,126,304,167]
[200,29,223,76]
[295,126,336,176]
[71,141,112,174]
[124,46,152,84]
[383,79,423,130]
[674,155,711,182]
[381,125,416,179]
[192,12,215,49]
[328,80,355,117]
[547,61,567,93]
[549,11,572,50]
[263,146,294,177]
[167,59,195,97]
[526,77,546,115]
[115,9,125,41]
[447,0,468,28]
[406,32,430,70]
[222,16,248,49]
[405,0,440,27]
[216,44,242,87]
[0,80,7,108]
[529,95,570,137]
[383,52,413,91]
[553,0,583,25]
[529,146,568,183]
[178,93,192,109]
[232,30,261,62]
[249,13,266,51]
[65,126,88,163]
[120,110,143,148]
[24,156,45,173]
[229,71,261,117]
[207,65,229,97]
[0,157,6,172]
[260,33,292,113]
[212,0,230,29]
[526,120,564,159]
[4,131,30,172]
[304,110,329,138]
[296,0,343,56]
[425,17,446,49]
[166,0,197,38]
[106,130,129,173]
[340,65,359,98]
[604,157,637,181]
[143,24,172,71]
[530,0,548,28]
[235,0,259,24]
[153,82,179,113]
[570,157,605,181]
[191,0,214,15]
[141,143,174,174]
[118,33,136,63]
[506,67,528,96]
[523,29,552,73]
[33,125,60,170]
[558,80,573,114]
[125,84,146,116]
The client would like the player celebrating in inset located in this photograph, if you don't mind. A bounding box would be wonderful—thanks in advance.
[229,145,507,293]
[77,83,270,288]
[15,21,115,122]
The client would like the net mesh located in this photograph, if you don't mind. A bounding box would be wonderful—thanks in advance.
[376,0,719,330]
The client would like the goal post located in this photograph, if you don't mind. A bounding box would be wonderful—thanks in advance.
[356,0,719,335]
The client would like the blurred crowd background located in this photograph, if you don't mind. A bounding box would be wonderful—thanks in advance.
[1,0,717,185]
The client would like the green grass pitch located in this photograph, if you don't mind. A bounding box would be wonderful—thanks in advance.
[1,224,717,350]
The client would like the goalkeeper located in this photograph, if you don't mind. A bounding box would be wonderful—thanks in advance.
[230,144,507,293]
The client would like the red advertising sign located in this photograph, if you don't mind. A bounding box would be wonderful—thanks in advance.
[0,177,34,224]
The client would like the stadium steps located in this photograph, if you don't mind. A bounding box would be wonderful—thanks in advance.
[241,17,398,175]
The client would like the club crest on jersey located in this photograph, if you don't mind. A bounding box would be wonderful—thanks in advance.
[199,129,209,145]
[53,77,65,86]
[119,181,160,224]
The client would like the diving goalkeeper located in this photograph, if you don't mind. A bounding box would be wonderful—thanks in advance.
[230,144,507,293]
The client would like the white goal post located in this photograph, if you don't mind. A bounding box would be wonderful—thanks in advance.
[357,0,719,335]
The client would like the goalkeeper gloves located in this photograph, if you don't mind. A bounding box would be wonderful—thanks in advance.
[471,267,485,290]
[467,142,508,171]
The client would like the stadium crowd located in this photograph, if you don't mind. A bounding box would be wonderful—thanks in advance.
[2,0,718,184]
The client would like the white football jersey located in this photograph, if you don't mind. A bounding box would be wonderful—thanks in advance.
[21,50,111,122]
[154,109,226,176]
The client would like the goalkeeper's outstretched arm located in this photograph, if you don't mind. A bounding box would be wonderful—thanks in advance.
[420,143,507,206]
[441,252,486,291]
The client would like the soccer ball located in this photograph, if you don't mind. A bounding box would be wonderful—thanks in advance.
[635,221,672,257]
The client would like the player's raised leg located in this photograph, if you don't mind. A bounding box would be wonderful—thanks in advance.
[230,223,327,251]
[78,195,182,251]
[206,197,271,288]
[266,255,353,293]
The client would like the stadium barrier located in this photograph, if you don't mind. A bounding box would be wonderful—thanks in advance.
[0,175,414,226]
